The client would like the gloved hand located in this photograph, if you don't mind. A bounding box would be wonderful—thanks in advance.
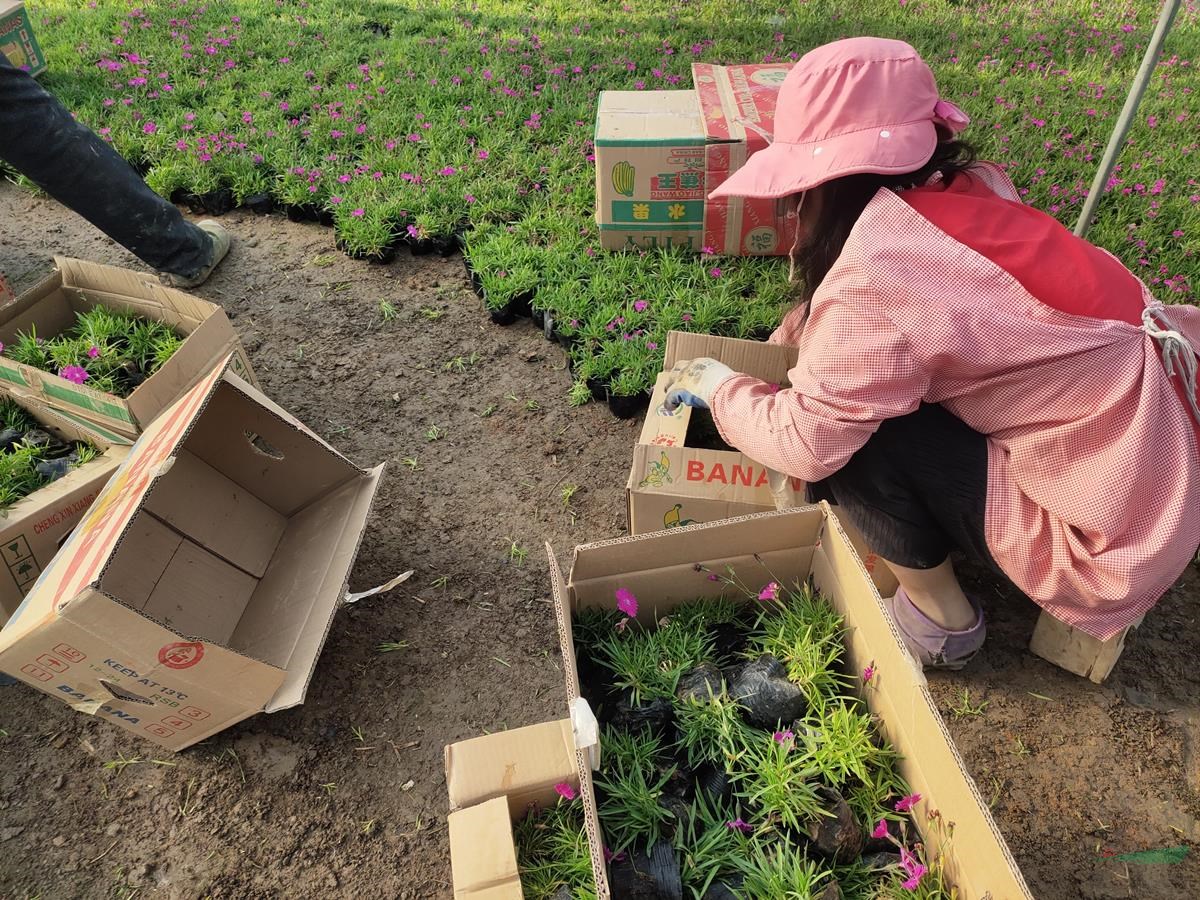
[662,357,735,412]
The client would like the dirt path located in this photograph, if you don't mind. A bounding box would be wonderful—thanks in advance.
[0,184,1196,899]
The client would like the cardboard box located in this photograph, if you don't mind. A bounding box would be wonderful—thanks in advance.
[594,90,707,253]
[445,719,579,899]
[692,62,799,256]
[0,1,45,76]
[594,65,798,255]
[0,257,256,439]
[549,505,1034,899]
[628,330,799,535]
[0,394,131,624]
[0,356,384,751]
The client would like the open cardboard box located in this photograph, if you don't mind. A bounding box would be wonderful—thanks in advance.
[444,719,579,899]
[0,356,384,750]
[628,330,800,536]
[548,504,1033,899]
[0,257,256,438]
[0,392,131,624]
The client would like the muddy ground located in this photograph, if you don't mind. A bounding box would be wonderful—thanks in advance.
[0,182,1197,899]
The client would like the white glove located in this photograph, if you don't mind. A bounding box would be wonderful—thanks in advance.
[662,357,735,412]
[767,468,802,510]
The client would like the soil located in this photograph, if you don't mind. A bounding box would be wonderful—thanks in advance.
[0,182,1197,898]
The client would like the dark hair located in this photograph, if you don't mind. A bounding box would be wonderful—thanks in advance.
[788,139,978,303]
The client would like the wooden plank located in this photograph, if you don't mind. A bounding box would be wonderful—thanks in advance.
[1029,610,1144,684]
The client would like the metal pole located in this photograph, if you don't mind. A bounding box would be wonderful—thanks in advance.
[1073,0,1182,238]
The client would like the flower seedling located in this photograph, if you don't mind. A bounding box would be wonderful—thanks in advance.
[0,399,102,510]
[573,581,955,897]
[378,300,398,321]
[424,424,445,442]
[512,796,596,900]
[3,309,182,398]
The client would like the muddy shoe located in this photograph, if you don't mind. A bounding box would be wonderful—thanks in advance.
[164,220,231,289]
[884,587,986,670]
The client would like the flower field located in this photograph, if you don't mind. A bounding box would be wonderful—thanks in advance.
[22,0,1200,403]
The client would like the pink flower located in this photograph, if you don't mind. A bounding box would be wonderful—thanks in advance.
[142,121,157,134]
[772,730,794,744]
[872,819,889,839]
[351,208,365,217]
[603,846,626,863]
[709,267,723,278]
[900,847,927,891]
[58,365,89,385]
[439,165,458,176]
[700,245,715,255]
[894,793,921,813]
[554,782,576,801]
[87,345,100,359]
[726,818,753,833]
[647,342,658,350]
[758,582,779,602]
[863,662,876,683]
[615,587,638,618]
[477,149,489,159]
[633,300,648,312]
[0,341,5,354]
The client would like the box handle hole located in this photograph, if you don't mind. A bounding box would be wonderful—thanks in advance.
[244,431,285,460]
[98,680,154,706]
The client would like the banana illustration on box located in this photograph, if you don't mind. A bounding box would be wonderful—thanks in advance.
[638,451,672,488]
[611,161,635,198]
[663,504,698,529]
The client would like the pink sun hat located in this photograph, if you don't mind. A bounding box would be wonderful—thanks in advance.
[708,37,970,201]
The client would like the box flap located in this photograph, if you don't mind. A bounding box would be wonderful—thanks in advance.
[692,63,791,150]
[447,797,523,899]
[594,90,706,146]
[664,330,797,382]
[0,357,228,640]
[811,513,1033,898]
[547,544,580,701]
[445,719,577,816]
[261,464,384,712]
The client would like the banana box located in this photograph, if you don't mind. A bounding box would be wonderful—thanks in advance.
[593,65,798,256]
[0,1,46,76]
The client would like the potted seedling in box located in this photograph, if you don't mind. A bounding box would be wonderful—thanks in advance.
[512,793,598,900]
[565,572,953,899]
[4,307,182,398]
[0,397,100,509]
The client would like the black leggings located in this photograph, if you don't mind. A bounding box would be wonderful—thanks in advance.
[0,55,211,279]
[807,403,1001,572]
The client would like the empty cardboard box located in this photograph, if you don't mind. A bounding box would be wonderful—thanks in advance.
[0,257,256,438]
[0,392,130,624]
[549,505,1033,899]
[0,356,384,750]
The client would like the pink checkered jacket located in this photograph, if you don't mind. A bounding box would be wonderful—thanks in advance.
[711,163,1200,640]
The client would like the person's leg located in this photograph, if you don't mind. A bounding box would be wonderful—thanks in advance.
[0,55,225,282]
[808,403,994,666]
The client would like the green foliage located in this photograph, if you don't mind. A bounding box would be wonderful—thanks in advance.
[595,752,677,855]
[735,839,834,900]
[0,398,101,509]
[594,618,713,706]
[512,799,598,900]
[1,307,183,397]
[751,582,849,706]
[732,732,826,834]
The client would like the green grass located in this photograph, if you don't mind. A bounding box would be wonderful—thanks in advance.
[22,0,1197,399]
[0,398,100,509]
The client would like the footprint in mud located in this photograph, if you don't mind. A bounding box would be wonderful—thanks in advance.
[234,733,303,780]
